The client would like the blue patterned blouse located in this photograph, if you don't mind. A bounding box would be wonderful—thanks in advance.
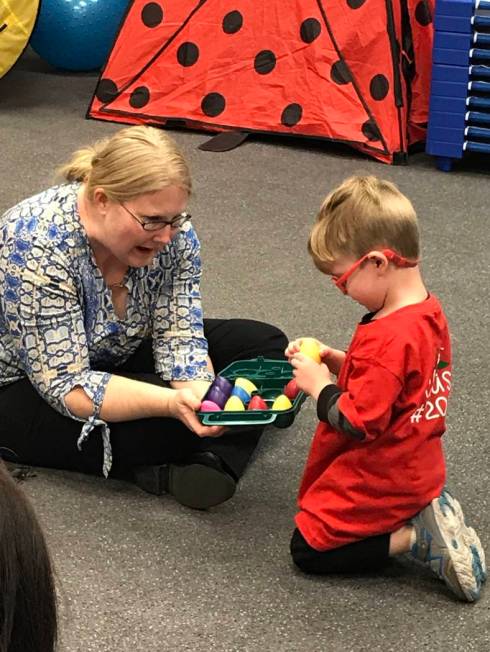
[0,183,213,475]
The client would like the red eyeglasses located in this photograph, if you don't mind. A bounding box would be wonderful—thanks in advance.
[332,249,419,295]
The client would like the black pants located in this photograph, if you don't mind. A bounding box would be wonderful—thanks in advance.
[290,528,391,574]
[0,319,287,482]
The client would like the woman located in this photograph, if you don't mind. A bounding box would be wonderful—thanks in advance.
[0,125,287,509]
[0,460,57,651]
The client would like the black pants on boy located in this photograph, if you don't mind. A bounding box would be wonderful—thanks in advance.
[290,528,392,573]
[0,319,287,484]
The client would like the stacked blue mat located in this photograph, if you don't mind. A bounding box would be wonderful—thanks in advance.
[427,0,490,170]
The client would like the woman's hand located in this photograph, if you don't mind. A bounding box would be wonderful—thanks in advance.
[289,352,333,400]
[68,374,226,435]
[170,378,212,401]
[169,388,225,437]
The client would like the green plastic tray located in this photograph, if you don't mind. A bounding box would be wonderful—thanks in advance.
[197,357,307,428]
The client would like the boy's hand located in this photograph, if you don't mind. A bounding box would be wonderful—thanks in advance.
[319,347,346,376]
[286,338,345,376]
[290,352,333,400]
[285,337,328,360]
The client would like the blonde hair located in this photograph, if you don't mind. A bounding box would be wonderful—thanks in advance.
[56,125,191,201]
[308,175,419,273]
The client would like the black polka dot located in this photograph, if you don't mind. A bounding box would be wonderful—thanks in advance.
[95,78,118,103]
[254,50,276,75]
[362,119,382,141]
[370,74,389,100]
[177,42,199,67]
[281,104,303,127]
[201,93,226,117]
[141,2,164,28]
[347,0,366,7]
[300,18,321,43]
[223,10,243,34]
[129,86,150,109]
[331,60,352,85]
[415,1,432,26]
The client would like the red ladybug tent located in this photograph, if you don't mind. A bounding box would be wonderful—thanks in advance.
[406,0,435,143]
[87,0,434,164]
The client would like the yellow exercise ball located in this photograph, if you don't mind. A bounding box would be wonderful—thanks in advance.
[0,0,40,79]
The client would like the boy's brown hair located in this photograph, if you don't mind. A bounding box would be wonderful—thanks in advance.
[308,175,420,273]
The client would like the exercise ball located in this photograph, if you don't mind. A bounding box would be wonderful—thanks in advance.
[30,0,130,72]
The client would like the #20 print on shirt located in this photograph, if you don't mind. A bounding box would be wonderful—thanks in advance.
[410,349,451,424]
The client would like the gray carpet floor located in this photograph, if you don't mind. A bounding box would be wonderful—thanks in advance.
[0,49,489,652]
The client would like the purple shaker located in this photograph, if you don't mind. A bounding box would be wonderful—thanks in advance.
[203,384,228,409]
[213,376,233,397]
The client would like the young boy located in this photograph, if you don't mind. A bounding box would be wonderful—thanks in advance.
[286,175,486,602]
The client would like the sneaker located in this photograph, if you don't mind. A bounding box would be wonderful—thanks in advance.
[134,451,237,510]
[410,489,486,601]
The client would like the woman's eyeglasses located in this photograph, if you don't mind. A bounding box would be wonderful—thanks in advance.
[120,203,191,232]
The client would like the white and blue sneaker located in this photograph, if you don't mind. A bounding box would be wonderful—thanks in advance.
[410,489,486,602]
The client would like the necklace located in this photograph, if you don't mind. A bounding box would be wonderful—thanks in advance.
[108,281,126,289]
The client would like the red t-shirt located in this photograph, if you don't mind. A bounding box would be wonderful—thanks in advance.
[295,295,450,551]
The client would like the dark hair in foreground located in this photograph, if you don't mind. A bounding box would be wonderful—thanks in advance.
[0,461,57,651]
